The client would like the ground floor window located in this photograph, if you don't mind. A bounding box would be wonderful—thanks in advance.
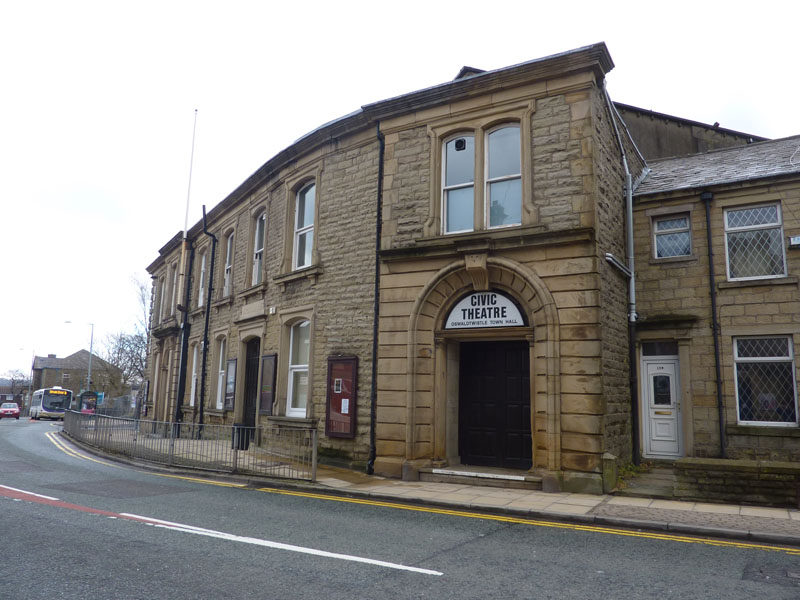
[286,320,310,418]
[734,336,798,426]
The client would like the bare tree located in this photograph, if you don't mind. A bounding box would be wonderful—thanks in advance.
[99,276,150,386]
[3,369,30,395]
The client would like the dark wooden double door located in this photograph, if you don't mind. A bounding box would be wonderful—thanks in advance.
[459,341,532,470]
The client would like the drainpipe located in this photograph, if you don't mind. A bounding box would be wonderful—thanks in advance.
[702,191,727,458]
[367,121,385,475]
[604,83,641,465]
[199,205,218,431]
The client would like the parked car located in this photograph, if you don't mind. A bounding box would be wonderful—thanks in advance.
[0,403,20,419]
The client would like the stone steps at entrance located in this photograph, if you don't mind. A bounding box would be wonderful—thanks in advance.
[419,466,543,490]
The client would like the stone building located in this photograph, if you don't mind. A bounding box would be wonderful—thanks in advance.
[144,42,800,495]
[633,136,800,464]
[32,350,126,399]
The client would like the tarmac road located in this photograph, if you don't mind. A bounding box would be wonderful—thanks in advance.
[2,419,799,599]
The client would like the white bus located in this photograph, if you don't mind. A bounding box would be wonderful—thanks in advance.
[30,387,73,420]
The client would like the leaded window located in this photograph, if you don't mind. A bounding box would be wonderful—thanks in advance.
[734,336,797,426]
[725,204,786,280]
[653,214,691,258]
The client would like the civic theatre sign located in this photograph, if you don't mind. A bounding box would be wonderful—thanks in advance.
[445,291,525,329]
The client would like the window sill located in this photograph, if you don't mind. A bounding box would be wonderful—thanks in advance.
[239,282,267,301]
[383,225,590,260]
[212,296,234,310]
[152,318,180,339]
[727,424,800,437]
[274,265,323,289]
[204,408,230,417]
[649,254,698,266]
[267,415,315,429]
[718,275,798,290]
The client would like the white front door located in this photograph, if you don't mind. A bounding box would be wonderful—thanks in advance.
[642,359,682,458]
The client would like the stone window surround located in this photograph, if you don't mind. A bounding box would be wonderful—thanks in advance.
[279,163,323,276]
[195,243,209,309]
[169,261,179,317]
[274,305,314,420]
[221,227,236,299]
[722,200,787,282]
[187,337,203,408]
[644,203,697,263]
[155,274,167,324]
[731,334,798,428]
[248,204,268,288]
[211,327,230,411]
[424,100,536,238]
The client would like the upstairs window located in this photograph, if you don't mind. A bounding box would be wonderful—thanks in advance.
[294,183,315,270]
[443,135,474,234]
[441,123,522,234]
[222,232,234,297]
[725,204,786,280]
[653,214,691,258]
[252,212,266,286]
[734,337,797,426]
[169,262,178,316]
[197,252,207,307]
[486,125,521,229]
[157,276,166,323]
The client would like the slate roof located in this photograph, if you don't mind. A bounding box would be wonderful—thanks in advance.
[33,350,116,372]
[635,135,800,197]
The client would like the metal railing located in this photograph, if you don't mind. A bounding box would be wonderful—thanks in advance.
[63,411,317,481]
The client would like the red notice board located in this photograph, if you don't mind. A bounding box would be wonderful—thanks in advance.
[326,356,357,438]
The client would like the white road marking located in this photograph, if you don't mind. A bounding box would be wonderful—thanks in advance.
[0,484,59,501]
[121,513,443,576]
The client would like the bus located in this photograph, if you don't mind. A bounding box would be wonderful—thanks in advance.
[30,387,73,420]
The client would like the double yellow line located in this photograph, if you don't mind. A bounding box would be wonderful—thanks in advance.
[45,432,800,555]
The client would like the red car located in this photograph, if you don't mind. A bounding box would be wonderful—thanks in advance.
[0,402,20,419]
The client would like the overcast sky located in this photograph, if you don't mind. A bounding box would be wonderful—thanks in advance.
[1,0,799,375]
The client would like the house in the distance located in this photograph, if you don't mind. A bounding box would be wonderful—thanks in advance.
[32,351,127,400]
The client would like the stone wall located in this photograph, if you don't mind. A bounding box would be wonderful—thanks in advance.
[591,85,636,465]
[675,457,800,508]
[634,180,800,460]
[147,130,380,468]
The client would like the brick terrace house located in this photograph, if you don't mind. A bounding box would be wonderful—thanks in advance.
[144,43,800,495]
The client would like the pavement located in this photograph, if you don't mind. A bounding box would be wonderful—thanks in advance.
[300,464,800,549]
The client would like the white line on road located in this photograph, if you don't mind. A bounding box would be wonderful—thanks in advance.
[121,513,443,576]
[0,484,59,501]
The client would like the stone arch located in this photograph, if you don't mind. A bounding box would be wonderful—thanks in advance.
[404,255,562,471]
